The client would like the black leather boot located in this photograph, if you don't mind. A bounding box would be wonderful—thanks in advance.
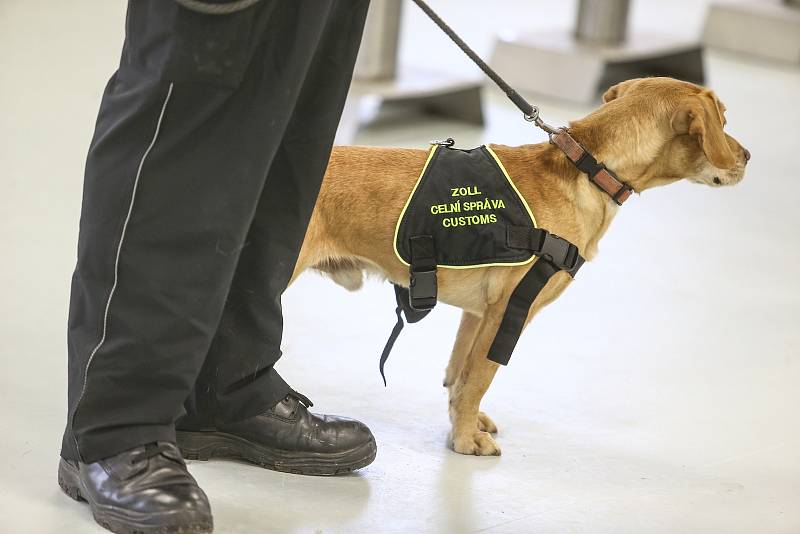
[176,391,377,476]
[58,442,213,534]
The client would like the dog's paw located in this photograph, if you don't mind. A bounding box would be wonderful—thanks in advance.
[477,411,498,434]
[452,430,501,456]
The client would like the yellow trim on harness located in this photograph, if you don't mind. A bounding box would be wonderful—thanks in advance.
[392,145,437,269]
[392,144,537,270]
[485,145,537,230]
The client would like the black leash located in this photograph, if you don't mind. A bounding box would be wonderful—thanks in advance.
[410,0,559,135]
[410,0,535,119]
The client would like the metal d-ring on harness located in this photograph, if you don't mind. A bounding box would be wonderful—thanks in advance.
[378,1,636,383]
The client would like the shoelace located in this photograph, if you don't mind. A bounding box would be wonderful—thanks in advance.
[129,443,174,464]
[287,389,314,409]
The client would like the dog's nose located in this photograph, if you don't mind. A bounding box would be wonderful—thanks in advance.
[743,147,751,162]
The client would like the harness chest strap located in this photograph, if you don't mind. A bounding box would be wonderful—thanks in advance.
[487,227,585,365]
[379,227,585,383]
[487,259,562,365]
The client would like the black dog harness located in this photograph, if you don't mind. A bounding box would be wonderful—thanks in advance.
[344,0,635,383]
[379,138,598,383]
[395,140,539,270]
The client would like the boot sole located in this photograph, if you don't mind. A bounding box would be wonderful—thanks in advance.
[58,459,213,534]
[176,430,377,476]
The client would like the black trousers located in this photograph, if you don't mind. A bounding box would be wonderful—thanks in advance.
[62,0,369,463]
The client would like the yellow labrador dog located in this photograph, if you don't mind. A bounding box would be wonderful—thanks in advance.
[291,77,749,456]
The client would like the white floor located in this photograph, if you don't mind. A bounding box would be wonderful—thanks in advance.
[1,1,799,533]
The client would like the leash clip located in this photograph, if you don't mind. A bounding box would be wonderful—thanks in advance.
[523,106,539,123]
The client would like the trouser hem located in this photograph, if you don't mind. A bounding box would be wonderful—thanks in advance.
[67,424,177,464]
[221,368,291,423]
[178,368,291,429]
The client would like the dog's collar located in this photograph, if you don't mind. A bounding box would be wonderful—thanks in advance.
[550,128,633,206]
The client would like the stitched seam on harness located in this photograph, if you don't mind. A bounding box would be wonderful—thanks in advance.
[70,83,175,460]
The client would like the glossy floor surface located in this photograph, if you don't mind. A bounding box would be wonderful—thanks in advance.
[1,1,798,533]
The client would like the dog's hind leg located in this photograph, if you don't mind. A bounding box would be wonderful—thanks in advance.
[447,304,505,456]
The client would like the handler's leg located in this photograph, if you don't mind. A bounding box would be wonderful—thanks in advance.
[62,0,333,465]
[178,0,375,476]
[59,1,340,532]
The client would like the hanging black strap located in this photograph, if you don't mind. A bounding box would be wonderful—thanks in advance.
[487,259,562,365]
[379,284,432,385]
[486,227,586,365]
[378,235,437,385]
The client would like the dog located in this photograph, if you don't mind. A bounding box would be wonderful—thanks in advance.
[291,77,749,456]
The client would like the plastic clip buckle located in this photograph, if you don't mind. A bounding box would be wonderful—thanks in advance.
[409,268,437,311]
[539,233,579,272]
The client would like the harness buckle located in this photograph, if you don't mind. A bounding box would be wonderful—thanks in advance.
[586,163,633,206]
[409,268,438,311]
[612,182,634,205]
[539,233,579,272]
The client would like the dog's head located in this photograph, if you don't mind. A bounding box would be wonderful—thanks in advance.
[600,77,749,191]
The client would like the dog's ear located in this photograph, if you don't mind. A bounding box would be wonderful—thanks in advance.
[602,84,621,103]
[602,83,623,103]
[670,92,736,169]
[602,79,637,103]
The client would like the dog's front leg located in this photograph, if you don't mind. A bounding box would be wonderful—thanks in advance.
[445,311,498,435]
[448,305,504,456]
[444,311,480,388]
